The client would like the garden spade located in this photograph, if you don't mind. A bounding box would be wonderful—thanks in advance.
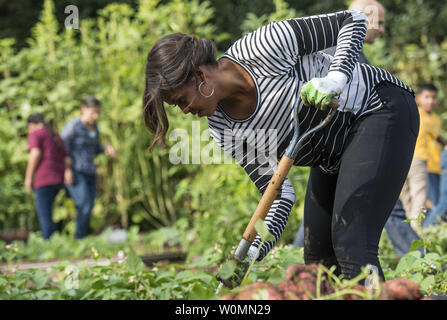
[216,97,339,294]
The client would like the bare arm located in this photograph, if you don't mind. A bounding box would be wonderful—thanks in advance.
[64,156,74,185]
[64,156,72,169]
[24,147,42,194]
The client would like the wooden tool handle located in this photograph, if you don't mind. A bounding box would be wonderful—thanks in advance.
[329,97,339,109]
[241,97,338,243]
[242,155,295,242]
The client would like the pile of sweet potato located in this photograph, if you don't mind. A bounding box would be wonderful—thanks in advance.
[221,264,425,300]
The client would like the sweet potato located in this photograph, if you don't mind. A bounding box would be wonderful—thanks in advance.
[379,279,422,300]
[278,264,334,300]
[221,282,284,300]
[220,293,238,300]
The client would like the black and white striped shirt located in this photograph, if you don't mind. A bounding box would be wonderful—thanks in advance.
[207,10,414,260]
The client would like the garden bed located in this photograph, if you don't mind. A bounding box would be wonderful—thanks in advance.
[1,226,446,300]
[221,264,435,300]
[0,251,186,273]
[0,230,30,243]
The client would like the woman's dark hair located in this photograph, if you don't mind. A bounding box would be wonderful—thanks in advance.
[27,112,65,154]
[142,33,218,150]
[83,95,101,108]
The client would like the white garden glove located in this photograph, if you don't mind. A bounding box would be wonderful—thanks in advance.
[300,71,347,110]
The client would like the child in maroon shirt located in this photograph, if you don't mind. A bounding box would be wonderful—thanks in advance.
[25,113,73,239]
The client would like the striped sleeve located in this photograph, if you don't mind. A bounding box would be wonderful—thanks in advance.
[208,125,296,261]
[284,10,368,81]
[229,10,368,81]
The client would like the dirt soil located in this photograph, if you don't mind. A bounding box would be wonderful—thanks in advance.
[221,264,425,300]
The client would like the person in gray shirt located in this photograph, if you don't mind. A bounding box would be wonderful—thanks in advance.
[61,96,116,239]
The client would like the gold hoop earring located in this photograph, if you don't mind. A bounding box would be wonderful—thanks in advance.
[198,81,214,98]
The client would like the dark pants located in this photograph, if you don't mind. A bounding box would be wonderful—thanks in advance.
[302,82,419,281]
[34,184,63,239]
[427,172,440,208]
[385,199,424,257]
[294,198,424,258]
[424,150,447,228]
[66,171,97,239]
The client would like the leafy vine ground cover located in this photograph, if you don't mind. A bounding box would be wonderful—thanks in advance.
[1,222,446,300]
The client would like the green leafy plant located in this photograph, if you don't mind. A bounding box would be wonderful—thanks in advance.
[0,0,228,234]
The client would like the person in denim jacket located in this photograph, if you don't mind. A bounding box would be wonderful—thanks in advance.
[61,96,116,239]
